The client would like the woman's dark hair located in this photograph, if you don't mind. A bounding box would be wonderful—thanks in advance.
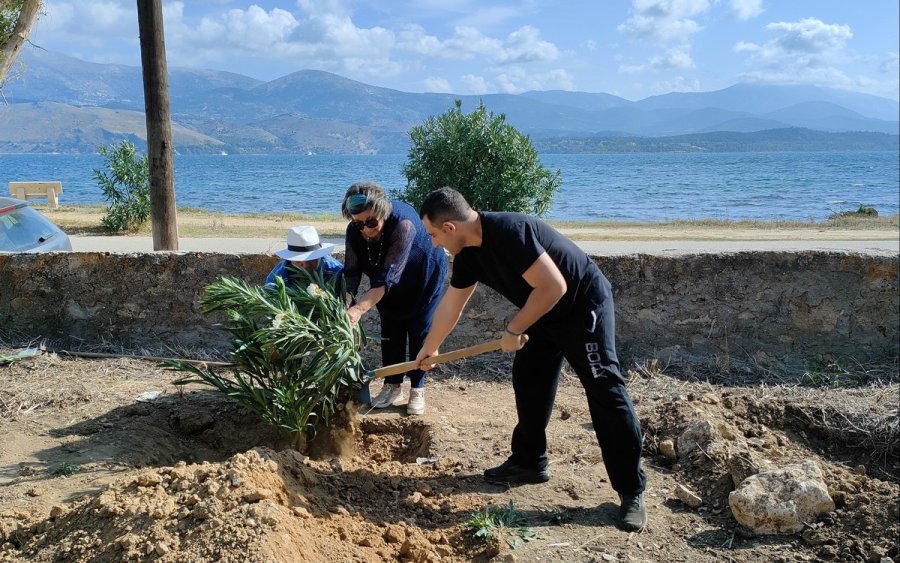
[341,181,392,221]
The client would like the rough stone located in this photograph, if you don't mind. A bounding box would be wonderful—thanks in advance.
[0,252,895,366]
[675,484,703,508]
[728,459,835,534]
[658,439,677,460]
[677,420,723,459]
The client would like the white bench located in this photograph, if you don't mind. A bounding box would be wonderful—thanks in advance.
[8,181,63,208]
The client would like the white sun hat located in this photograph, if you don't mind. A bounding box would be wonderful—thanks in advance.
[275,226,335,261]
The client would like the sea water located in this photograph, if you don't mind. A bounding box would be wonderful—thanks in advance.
[0,151,897,222]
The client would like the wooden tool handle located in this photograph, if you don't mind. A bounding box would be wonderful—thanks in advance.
[371,339,503,380]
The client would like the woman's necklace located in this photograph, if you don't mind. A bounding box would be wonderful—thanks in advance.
[366,237,384,267]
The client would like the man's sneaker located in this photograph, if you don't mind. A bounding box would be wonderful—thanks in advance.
[407,387,425,415]
[617,493,647,531]
[483,458,551,485]
[371,383,404,408]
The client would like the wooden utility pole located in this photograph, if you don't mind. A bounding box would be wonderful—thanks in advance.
[137,0,178,250]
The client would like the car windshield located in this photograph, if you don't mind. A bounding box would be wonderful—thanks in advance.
[0,205,62,252]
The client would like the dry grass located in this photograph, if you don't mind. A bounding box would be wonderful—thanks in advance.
[39,205,899,241]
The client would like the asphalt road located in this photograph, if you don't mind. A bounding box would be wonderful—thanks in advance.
[69,236,900,256]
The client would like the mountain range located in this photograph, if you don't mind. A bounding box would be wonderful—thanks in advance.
[0,49,897,155]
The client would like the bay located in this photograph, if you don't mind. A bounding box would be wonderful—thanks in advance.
[0,151,897,222]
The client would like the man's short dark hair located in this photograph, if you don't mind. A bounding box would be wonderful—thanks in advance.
[419,187,472,224]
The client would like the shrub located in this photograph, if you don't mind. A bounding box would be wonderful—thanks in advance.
[827,204,879,221]
[164,269,366,450]
[465,501,536,549]
[398,100,561,216]
[92,141,151,232]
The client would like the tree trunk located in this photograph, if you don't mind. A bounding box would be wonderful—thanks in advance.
[0,0,41,87]
[137,0,178,250]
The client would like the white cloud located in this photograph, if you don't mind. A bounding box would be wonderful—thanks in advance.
[424,76,451,92]
[882,52,900,74]
[655,76,701,93]
[493,67,574,94]
[618,0,710,43]
[461,74,490,94]
[41,1,134,38]
[398,25,558,65]
[734,18,900,98]
[728,0,764,21]
[492,26,559,65]
[397,24,444,56]
[584,39,598,52]
[646,46,693,70]
[620,46,695,73]
[161,4,403,80]
[734,17,852,68]
[32,1,137,63]
[766,18,852,54]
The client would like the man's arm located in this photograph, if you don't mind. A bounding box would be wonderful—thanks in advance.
[415,284,477,369]
[501,251,567,352]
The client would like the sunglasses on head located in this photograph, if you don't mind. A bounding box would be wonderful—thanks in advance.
[351,217,380,230]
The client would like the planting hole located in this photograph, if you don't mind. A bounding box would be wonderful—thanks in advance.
[358,418,432,463]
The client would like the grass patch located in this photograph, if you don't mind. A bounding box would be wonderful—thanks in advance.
[51,462,80,477]
[466,501,536,549]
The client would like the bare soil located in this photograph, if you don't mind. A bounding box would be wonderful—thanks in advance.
[0,348,897,562]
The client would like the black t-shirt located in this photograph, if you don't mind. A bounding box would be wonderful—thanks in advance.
[451,212,600,323]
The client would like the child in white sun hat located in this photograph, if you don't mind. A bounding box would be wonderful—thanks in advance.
[266,225,343,288]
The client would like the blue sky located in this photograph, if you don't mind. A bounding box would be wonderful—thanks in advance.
[29,0,900,101]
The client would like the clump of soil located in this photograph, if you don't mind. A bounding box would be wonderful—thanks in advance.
[2,444,463,562]
[0,350,897,562]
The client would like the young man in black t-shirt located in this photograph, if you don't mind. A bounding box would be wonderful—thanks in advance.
[415,187,647,532]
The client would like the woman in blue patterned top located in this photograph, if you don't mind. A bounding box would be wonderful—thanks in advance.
[341,182,448,415]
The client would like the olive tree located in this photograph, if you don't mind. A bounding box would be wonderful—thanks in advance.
[398,100,561,216]
[0,0,41,88]
[93,141,152,232]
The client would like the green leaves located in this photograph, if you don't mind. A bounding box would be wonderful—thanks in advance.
[398,99,561,216]
[164,268,365,450]
[93,141,151,232]
[465,501,536,548]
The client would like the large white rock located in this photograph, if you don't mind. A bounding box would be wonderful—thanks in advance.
[728,459,835,534]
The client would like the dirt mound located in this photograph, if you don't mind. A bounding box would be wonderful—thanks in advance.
[2,417,475,563]
[1,352,898,562]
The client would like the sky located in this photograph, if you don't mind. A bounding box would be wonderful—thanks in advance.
[28,0,900,101]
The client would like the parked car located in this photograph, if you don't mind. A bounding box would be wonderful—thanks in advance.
[0,196,72,252]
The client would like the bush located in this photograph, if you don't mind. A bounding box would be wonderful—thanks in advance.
[397,100,561,216]
[164,270,366,450]
[92,141,151,232]
[827,204,879,221]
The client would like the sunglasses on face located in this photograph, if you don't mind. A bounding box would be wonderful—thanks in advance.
[351,217,380,230]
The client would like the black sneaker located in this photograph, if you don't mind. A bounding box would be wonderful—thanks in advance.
[483,459,551,484]
[617,492,646,531]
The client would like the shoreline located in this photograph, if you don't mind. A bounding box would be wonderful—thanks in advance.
[42,204,900,242]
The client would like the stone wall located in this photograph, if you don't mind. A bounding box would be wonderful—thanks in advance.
[1,251,896,370]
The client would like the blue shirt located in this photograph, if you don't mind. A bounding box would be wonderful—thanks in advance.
[265,254,344,289]
[343,199,447,319]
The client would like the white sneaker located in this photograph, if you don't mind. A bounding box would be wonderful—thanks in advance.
[371,383,404,408]
[407,387,425,415]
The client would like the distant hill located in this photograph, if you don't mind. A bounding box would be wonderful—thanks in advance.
[1,49,897,154]
[534,128,900,153]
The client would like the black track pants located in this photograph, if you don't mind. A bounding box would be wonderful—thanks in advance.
[508,274,646,496]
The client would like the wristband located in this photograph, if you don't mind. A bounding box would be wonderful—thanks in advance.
[504,327,523,337]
